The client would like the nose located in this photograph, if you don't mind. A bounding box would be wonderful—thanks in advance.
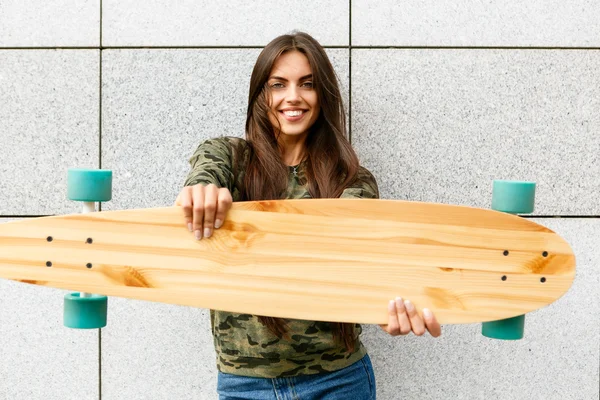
[285,85,301,103]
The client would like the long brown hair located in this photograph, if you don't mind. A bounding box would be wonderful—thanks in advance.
[236,31,361,352]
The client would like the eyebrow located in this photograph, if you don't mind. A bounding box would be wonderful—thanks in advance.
[268,74,313,81]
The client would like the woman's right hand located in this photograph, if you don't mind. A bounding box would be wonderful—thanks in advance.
[174,184,233,240]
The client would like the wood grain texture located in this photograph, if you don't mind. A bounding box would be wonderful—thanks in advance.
[0,199,576,324]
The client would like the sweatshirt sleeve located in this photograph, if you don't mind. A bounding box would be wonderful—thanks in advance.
[183,137,237,190]
[340,166,380,199]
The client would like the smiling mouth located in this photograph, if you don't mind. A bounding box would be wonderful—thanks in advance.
[278,109,308,122]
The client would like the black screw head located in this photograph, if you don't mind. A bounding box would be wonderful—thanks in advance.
[86,263,92,269]
[503,250,509,256]
[542,251,548,257]
[501,275,507,281]
[46,261,52,267]
[86,238,93,244]
[541,277,547,283]
[46,236,53,242]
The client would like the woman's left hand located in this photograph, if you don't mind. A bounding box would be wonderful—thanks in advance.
[379,297,442,338]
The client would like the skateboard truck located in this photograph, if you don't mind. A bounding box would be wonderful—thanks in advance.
[63,168,112,329]
[482,180,536,340]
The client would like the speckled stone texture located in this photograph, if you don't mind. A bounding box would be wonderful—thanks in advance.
[100,299,215,399]
[102,0,349,46]
[0,0,99,47]
[101,48,349,210]
[352,0,600,47]
[362,218,599,400]
[0,219,99,400]
[0,50,100,216]
[351,49,600,215]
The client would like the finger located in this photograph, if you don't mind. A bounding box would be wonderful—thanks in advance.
[192,185,205,240]
[202,185,219,238]
[214,188,232,229]
[404,300,426,336]
[179,187,193,231]
[394,297,412,335]
[423,308,442,338]
[380,300,400,336]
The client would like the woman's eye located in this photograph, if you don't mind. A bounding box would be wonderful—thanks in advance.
[302,82,313,88]
[271,82,284,88]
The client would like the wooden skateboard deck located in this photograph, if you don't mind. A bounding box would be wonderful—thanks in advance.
[0,199,575,325]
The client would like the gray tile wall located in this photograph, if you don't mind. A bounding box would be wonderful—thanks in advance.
[0,220,99,399]
[0,50,99,215]
[0,1,99,47]
[1,1,598,400]
[351,49,600,214]
[102,0,349,46]
[351,0,600,47]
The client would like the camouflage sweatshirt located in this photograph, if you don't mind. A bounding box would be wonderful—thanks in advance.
[183,136,379,378]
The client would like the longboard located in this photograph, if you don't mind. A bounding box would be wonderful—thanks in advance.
[0,199,576,325]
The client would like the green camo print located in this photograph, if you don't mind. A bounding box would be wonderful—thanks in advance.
[183,136,379,378]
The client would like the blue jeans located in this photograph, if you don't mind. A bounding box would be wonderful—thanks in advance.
[217,354,376,400]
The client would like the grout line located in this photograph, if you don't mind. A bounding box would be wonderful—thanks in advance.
[349,46,600,50]
[348,0,352,143]
[99,50,103,174]
[98,0,103,400]
[99,0,103,172]
[0,45,348,50]
[522,215,600,219]
[98,0,103,217]
[100,0,103,48]
[99,47,103,173]
[99,328,102,400]
[0,47,100,50]
[99,45,352,49]
[0,215,53,218]
[1,46,599,51]
[99,2,103,396]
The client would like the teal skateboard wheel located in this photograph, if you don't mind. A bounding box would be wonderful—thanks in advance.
[63,293,108,329]
[482,315,525,340]
[482,180,536,340]
[491,180,535,214]
[67,168,112,202]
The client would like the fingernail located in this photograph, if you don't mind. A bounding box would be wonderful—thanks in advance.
[188,223,192,232]
[388,300,395,311]
[423,308,432,319]
[215,219,223,229]
[404,300,414,312]
[204,228,212,238]
[194,230,202,240]
[395,297,403,308]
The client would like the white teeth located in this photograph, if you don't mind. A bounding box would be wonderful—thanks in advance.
[283,110,303,117]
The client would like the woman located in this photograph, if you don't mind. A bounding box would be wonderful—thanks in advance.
[176,31,441,399]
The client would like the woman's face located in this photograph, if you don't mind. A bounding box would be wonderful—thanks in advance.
[266,50,320,140]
